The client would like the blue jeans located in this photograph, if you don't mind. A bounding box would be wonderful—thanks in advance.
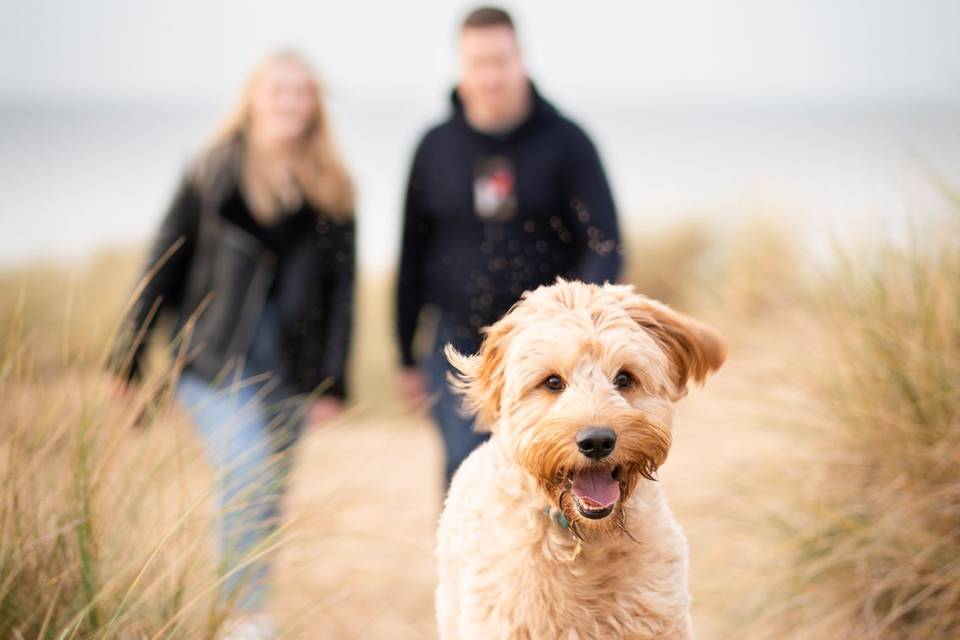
[426,325,490,488]
[177,303,303,612]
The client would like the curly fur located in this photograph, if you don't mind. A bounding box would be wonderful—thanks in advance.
[437,279,725,639]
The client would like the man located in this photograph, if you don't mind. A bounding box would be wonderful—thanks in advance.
[396,6,622,486]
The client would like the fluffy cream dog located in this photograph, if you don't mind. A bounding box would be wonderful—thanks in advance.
[436,279,726,639]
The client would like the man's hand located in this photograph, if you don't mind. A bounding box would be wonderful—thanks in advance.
[397,367,429,410]
[306,396,343,428]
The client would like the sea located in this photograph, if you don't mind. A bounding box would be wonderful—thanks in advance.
[1,95,958,270]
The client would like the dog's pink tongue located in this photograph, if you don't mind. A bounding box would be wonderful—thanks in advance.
[571,468,620,508]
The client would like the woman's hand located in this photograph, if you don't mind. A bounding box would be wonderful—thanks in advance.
[306,396,343,428]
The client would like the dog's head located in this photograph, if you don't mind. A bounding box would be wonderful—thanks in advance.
[446,279,725,534]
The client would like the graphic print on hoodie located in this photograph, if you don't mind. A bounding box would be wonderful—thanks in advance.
[473,156,517,221]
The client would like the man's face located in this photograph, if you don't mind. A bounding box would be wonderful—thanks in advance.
[459,26,528,123]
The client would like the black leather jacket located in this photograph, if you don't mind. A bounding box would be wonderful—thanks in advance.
[115,141,355,399]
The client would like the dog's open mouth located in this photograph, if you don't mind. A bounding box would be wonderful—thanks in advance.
[570,466,621,519]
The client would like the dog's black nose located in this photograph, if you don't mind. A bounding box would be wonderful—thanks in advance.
[576,427,617,459]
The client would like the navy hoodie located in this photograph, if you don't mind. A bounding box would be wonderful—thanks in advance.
[396,83,622,366]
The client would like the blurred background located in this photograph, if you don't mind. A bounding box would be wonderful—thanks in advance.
[2,1,959,639]
[2,0,959,269]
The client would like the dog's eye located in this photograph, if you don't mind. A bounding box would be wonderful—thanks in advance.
[543,375,565,393]
[613,371,634,390]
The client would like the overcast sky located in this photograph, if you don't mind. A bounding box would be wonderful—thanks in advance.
[2,0,960,108]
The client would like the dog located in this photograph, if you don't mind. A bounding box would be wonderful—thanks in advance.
[435,279,726,639]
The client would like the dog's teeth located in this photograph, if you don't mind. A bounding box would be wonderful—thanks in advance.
[574,497,610,513]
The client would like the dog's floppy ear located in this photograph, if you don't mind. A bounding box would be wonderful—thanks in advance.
[622,293,726,399]
[444,315,516,432]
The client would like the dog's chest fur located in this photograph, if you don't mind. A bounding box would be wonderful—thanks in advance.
[436,441,693,639]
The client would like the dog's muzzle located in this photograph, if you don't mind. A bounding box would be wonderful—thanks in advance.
[568,427,621,519]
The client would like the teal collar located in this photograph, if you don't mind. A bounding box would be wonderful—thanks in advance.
[544,506,586,561]
[543,506,570,530]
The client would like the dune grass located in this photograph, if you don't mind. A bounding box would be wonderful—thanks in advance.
[0,251,279,639]
[623,213,807,318]
[751,207,960,638]
[0,204,956,637]
[0,250,419,639]
[0,318,217,638]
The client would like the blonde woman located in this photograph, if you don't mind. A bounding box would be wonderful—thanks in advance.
[114,51,355,638]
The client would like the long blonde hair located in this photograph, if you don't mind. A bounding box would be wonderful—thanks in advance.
[209,50,355,222]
